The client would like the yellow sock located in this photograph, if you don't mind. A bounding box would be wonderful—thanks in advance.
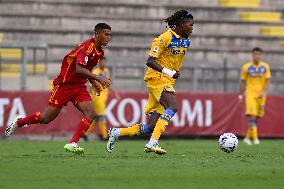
[245,128,251,139]
[151,118,168,140]
[85,122,95,135]
[120,124,140,136]
[251,126,258,140]
[98,121,108,139]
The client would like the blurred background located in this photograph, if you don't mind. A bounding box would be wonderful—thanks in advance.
[1,0,284,139]
[1,0,284,92]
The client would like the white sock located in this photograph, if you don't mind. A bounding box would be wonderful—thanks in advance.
[147,138,158,147]
[114,128,120,137]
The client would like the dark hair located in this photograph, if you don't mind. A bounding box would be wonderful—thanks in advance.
[252,47,263,53]
[94,23,111,33]
[100,56,106,60]
[164,10,193,29]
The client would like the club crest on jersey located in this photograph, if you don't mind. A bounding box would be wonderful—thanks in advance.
[85,56,88,63]
[153,46,159,53]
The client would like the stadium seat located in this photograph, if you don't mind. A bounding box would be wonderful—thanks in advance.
[281,41,284,48]
[240,12,282,23]
[0,63,45,73]
[260,26,284,37]
[0,48,45,77]
[0,33,3,42]
[219,0,260,8]
[0,48,22,59]
[0,33,46,77]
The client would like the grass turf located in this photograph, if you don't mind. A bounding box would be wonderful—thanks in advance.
[0,139,284,189]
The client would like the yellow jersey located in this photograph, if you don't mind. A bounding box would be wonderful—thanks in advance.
[240,61,271,97]
[92,67,110,98]
[144,28,191,85]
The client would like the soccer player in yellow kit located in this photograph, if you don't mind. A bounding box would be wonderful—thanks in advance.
[84,57,120,140]
[239,47,271,145]
[107,10,194,155]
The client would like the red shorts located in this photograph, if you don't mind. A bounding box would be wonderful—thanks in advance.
[48,83,92,108]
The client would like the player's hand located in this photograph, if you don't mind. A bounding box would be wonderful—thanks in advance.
[92,81,102,96]
[173,71,180,79]
[258,91,266,98]
[238,94,244,103]
[98,77,111,89]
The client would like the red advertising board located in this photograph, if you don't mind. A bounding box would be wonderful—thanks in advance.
[1,91,284,137]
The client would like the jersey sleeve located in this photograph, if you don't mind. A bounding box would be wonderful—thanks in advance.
[240,65,247,80]
[265,64,271,79]
[148,32,169,58]
[76,43,93,66]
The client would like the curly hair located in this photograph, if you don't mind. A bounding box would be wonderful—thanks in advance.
[164,10,193,29]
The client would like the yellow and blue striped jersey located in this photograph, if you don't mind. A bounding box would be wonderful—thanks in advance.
[144,28,191,84]
[240,61,271,96]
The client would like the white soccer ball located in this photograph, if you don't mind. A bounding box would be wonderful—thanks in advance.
[218,133,238,153]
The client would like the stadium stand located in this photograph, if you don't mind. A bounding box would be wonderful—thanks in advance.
[0,32,22,77]
[219,0,260,8]
[0,33,46,76]
[240,12,282,23]
[260,26,284,36]
[0,0,283,92]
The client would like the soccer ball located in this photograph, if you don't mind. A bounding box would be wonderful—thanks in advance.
[218,133,238,153]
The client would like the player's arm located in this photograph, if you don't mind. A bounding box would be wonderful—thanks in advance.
[259,78,270,98]
[75,64,110,89]
[240,80,246,95]
[239,80,246,103]
[75,44,111,89]
[147,34,179,79]
[259,64,271,98]
[146,57,180,79]
[239,65,247,102]
[109,87,121,100]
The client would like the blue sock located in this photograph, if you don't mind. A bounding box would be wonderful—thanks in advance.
[160,108,176,122]
[139,123,152,135]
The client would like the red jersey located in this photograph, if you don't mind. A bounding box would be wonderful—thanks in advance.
[53,38,104,86]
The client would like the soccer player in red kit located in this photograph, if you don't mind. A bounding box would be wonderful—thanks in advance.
[5,23,112,154]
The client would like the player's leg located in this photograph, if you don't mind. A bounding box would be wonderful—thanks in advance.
[106,112,160,153]
[145,90,177,155]
[106,90,161,153]
[71,101,96,143]
[83,95,107,141]
[63,86,97,153]
[5,106,61,136]
[243,95,257,145]
[94,99,108,140]
[251,97,266,144]
[244,117,253,145]
[113,92,159,137]
[113,112,159,137]
[248,115,258,144]
[64,99,96,154]
[96,115,108,140]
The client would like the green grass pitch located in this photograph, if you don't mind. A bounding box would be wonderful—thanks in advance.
[0,139,284,189]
